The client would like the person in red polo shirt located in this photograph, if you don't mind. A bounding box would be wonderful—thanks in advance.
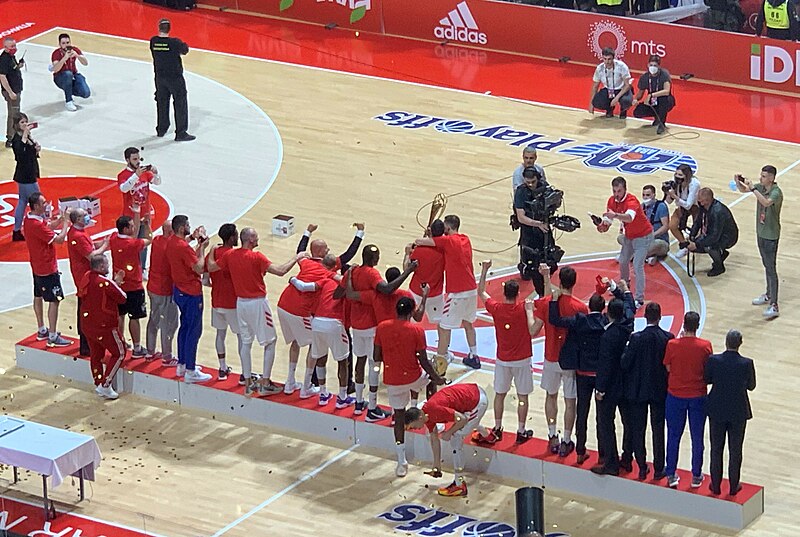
[415,214,480,371]
[208,227,304,396]
[50,33,90,112]
[118,147,162,273]
[22,192,71,347]
[204,223,239,381]
[66,208,109,356]
[165,214,211,383]
[78,254,127,400]
[405,383,490,497]
[663,311,713,489]
[375,295,444,478]
[145,219,179,366]
[478,260,541,445]
[598,176,654,307]
[110,207,152,358]
[533,264,587,455]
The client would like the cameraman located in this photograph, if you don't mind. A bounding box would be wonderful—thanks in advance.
[664,164,700,259]
[512,145,548,193]
[514,167,554,297]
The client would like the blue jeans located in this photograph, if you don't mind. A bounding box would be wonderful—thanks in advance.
[665,393,707,477]
[173,287,203,370]
[14,181,39,231]
[53,71,90,103]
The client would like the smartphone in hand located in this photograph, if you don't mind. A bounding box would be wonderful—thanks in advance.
[28,122,39,129]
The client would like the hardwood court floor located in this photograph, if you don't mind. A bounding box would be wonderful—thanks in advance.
[0,10,797,536]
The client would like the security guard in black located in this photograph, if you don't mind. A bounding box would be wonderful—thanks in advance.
[149,19,194,141]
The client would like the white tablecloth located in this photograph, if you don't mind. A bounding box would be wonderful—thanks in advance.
[0,416,101,488]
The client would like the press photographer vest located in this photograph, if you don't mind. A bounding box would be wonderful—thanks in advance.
[597,0,624,6]
[764,0,790,29]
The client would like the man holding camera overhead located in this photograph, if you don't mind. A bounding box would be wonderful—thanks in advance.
[118,147,161,273]
[514,167,556,298]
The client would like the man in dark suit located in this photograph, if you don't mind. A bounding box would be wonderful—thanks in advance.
[591,289,635,476]
[705,329,756,496]
[620,302,674,480]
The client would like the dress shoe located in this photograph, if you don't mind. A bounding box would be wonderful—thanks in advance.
[709,484,721,495]
[730,484,742,496]
[591,464,619,476]
[175,132,196,142]
[156,130,166,137]
[638,464,650,481]
[604,110,614,118]
[707,265,726,277]
[12,230,24,242]
[619,458,633,473]
[652,470,667,480]
[656,124,666,135]
[576,453,590,465]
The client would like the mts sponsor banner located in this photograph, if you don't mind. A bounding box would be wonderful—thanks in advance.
[206,0,384,33]
[380,0,800,93]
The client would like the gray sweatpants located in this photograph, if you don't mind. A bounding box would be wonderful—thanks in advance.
[146,291,179,357]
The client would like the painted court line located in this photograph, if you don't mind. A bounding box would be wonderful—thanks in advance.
[210,443,359,537]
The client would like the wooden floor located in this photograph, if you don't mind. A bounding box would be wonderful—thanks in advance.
[0,28,798,536]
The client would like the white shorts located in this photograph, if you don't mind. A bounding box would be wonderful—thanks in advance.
[440,290,478,330]
[351,327,375,358]
[411,292,444,324]
[540,360,577,399]
[311,317,349,361]
[494,358,534,395]
[236,297,277,346]
[211,307,240,334]
[454,387,489,440]
[386,372,430,409]
[277,307,312,347]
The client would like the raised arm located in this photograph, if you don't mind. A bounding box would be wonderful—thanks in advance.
[477,260,492,304]
[524,300,544,336]
[267,252,307,277]
[338,223,365,267]
[376,260,416,294]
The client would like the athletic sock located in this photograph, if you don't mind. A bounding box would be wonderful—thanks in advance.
[303,367,314,389]
[548,424,557,437]
[518,421,526,433]
[368,391,378,410]
[38,325,46,333]
[563,429,572,443]
[410,398,418,408]
[219,357,227,370]
[287,361,298,385]
[339,387,347,399]
[355,383,365,403]
[468,345,477,355]
[495,418,503,430]
[395,443,407,466]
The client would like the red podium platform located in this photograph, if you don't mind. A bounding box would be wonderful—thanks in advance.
[15,333,763,530]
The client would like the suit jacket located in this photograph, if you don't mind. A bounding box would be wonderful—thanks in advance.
[596,321,633,400]
[704,350,756,423]
[620,325,674,403]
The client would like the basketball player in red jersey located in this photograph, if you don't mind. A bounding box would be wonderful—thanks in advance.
[145,219,179,365]
[204,223,239,381]
[345,266,424,324]
[404,219,445,347]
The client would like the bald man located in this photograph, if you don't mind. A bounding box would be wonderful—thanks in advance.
[145,218,179,365]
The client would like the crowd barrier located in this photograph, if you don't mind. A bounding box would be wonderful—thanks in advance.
[199,0,800,94]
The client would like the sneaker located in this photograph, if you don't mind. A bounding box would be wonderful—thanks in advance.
[283,381,302,395]
[395,462,408,477]
[36,328,49,341]
[300,385,321,399]
[218,367,232,381]
[131,346,147,358]
[462,354,481,370]
[707,265,726,277]
[763,304,780,319]
[604,110,614,118]
[245,378,258,396]
[365,406,392,422]
[176,364,186,377]
[548,435,560,454]
[437,481,468,497]
[161,355,179,367]
[184,369,212,383]
[472,429,499,445]
[94,384,104,397]
[65,101,78,112]
[619,110,627,119]
[651,119,659,126]
[752,294,770,306]
[239,373,261,386]
[558,440,575,458]
[667,474,680,488]
[12,230,24,242]
[335,395,356,409]
[635,299,645,310]
[47,333,72,347]
[258,381,282,396]
[516,429,533,444]
[675,247,688,259]
[691,474,703,488]
[354,401,367,415]
[318,392,333,406]
[646,256,658,266]
[175,133,196,142]
[97,384,119,400]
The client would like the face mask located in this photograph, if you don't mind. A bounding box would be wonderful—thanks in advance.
[642,197,655,206]
[648,65,659,75]
[674,175,682,182]
[83,214,92,226]
[8,47,17,56]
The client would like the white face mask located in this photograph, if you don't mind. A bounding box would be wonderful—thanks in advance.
[642,197,655,206]
[648,65,659,75]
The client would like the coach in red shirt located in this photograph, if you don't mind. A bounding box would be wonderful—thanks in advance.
[599,176,653,306]
[66,208,108,355]
[50,33,90,112]
[78,254,127,400]
[22,192,71,347]
[145,219,179,365]
[663,311,713,489]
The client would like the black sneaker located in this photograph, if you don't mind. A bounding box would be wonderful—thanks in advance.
[218,366,232,381]
[619,110,627,119]
[238,373,261,386]
[707,265,726,277]
[656,124,666,135]
[365,406,392,422]
[4,140,12,148]
[558,440,575,458]
[354,401,367,415]
[721,250,730,263]
[651,119,659,126]
[462,354,481,370]
[175,133,196,142]
[604,110,614,118]
[12,230,24,242]
[548,434,560,454]
[515,429,533,444]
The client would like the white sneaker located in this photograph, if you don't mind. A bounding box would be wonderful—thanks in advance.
[614,254,620,264]
[675,248,688,259]
[395,462,408,477]
[98,385,119,400]
[646,256,658,266]
[752,294,770,306]
[95,385,105,397]
[184,369,212,383]
[299,385,321,399]
[283,381,302,395]
[65,101,77,112]
[763,304,780,319]
[176,364,186,377]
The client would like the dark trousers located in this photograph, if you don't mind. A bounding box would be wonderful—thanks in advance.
[592,87,632,115]
[77,297,90,356]
[633,96,675,127]
[710,419,747,494]
[154,76,188,136]
[575,374,601,457]
[695,241,734,270]
[757,236,779,305]
[620,400,665,473]
[597,396,620,472]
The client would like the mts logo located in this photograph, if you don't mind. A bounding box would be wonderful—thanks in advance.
[631,40,666,57]
[750,43,800,85]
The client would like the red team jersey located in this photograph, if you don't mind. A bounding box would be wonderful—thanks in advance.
[23,214,57,276]
[78,272,127,333]
[147,235,173,296]
[205,246,237,309]
[606,193,653,239]
[166,234,202,295]
[485,298,533,362]
[67,226,93,285]
[422,384,481,432]
[348,265,382,329]
[313,277,346,320]
[534,295,589,363]
[357,288,414,324]
[664,337,713,398]
[374,319,427,386]
[278,258,332,316]
[432,234,477,294]
[409,245,445,297]
[217,248,272,299]
[110,232,146,292]
[117,167,157,218]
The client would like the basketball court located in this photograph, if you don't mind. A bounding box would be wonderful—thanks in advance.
[0,1,797,535]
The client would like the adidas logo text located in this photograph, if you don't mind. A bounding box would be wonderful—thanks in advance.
[434,1,487,45]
